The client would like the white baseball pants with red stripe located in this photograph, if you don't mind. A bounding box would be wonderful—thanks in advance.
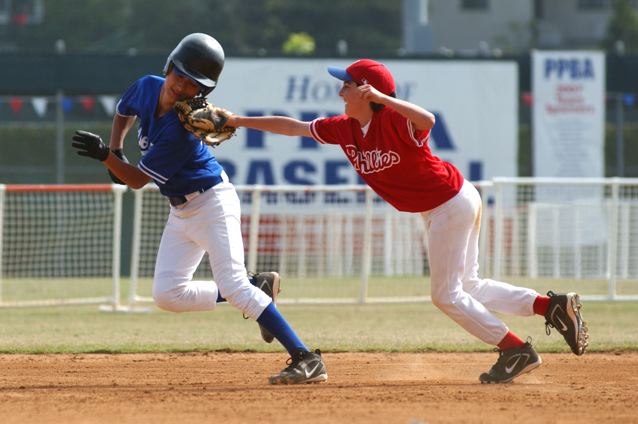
[421,180,539,346]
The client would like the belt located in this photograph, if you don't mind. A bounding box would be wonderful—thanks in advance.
[168,187,212,207]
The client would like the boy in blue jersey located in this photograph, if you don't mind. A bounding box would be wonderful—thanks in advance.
[71,33,327,385]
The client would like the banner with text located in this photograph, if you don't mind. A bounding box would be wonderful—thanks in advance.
[532,51,607,246]
[532,50,605,177]
[205,59,518,186]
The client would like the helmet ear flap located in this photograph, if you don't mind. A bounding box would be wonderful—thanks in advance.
[163,61,174,76]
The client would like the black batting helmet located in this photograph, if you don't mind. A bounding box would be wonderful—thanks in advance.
[164,33,225,95]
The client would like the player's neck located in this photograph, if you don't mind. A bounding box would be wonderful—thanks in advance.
[349,110,373,128]
[156,87,174,117]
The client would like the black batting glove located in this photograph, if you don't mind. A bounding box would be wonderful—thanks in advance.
[71,130,110,162]
[108,148,129,185]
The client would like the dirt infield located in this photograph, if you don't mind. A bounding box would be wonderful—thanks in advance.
[0,352,635,424]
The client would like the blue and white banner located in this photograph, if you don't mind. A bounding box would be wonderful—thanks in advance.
[209,59,518,186]
[532,51,605,177]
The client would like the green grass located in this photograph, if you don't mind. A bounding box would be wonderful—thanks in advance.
[2,276,636,304]
[0,301,636,354]
[1,276,636,353]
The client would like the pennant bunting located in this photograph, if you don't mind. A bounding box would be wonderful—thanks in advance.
[9,97,24,113]
[31,97,48,117]
[80,96,96,111]
[62,97,74,112]
[99,95,117,114]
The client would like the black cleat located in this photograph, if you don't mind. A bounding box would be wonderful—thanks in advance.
[249,271,281,343]
[269,349,328,385]
[479,340,542,384]
[544,291,589,355]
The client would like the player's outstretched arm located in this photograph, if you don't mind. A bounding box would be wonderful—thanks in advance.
[228,115,312,138]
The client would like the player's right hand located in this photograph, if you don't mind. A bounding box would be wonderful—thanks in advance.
[71,130,110,162]
[359,84,385,104]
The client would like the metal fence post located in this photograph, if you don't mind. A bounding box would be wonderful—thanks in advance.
[607,179,620,300]
[247,186,262,273]
[359,187,374,304]
[55,91,65,183]
[493,180,504,281]
[0,185,4,303]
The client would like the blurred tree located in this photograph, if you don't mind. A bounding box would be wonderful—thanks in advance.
[282,32,315,55]
[2,0,401,56]
[603,0,638,53]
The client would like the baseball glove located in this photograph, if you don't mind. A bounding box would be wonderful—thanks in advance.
[174,97,236,147]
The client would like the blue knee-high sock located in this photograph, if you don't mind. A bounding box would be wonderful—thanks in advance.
[257,303,308,355]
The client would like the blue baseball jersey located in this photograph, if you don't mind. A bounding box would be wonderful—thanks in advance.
[116,75,224,197]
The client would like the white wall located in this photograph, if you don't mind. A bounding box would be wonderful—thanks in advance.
[427,0,533,53]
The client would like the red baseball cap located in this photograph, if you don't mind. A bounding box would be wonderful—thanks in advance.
[327,59,396,96]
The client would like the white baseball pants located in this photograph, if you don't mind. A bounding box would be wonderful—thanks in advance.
[152,178,271,320]
[421,180,539,345]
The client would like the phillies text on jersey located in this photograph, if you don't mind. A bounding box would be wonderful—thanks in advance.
[310,108,463,212]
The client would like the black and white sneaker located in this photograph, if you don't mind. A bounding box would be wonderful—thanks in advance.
[248,271,281,343]
[544,291,589,355]
[479,340,542,384]
[269,349,328,385]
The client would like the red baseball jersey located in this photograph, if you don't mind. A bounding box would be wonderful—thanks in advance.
[310,108,463,212]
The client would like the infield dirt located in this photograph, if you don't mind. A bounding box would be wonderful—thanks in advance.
[0,352,635,424]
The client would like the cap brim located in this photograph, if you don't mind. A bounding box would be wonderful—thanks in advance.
[327,66,353,81]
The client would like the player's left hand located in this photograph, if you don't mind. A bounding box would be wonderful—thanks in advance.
[71,130,110,161]
[359,84,386,104]
[174,98,236,147]
[108,148,129,184]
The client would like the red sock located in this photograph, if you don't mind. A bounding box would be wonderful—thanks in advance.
[533,295,551,316]
[497,331,526,350]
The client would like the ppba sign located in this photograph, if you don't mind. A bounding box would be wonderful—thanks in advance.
[532,51,605,177]
[210,59,518,185]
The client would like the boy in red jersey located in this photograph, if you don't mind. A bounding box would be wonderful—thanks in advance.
[227,59,589,384]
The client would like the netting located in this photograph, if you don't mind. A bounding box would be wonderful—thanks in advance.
[124,179,638,305]
[129,185,429,304]
[0,185,123,307]
[479,179,638,299]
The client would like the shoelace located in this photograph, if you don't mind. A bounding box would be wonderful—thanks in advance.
[544,291,557,336]
[486,348,504,372]
[281,352,305,373]
[545,322,553,336]
[491,337,532,372]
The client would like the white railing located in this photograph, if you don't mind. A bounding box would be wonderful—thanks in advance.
[128,179,638,305]
[483,178,638,301]
[128,184,428,305]
[0,184,126,309]
[2,179,636,309]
